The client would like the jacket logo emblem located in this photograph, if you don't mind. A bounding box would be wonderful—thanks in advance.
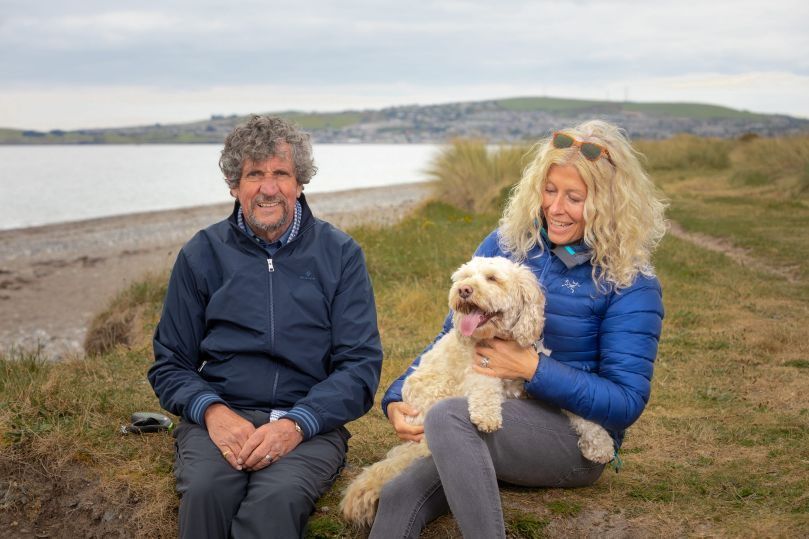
[299,270,316,281]
[562,279,580,293]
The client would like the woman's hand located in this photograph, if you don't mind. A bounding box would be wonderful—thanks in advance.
[387,401,424,442]
[472,337,540,381]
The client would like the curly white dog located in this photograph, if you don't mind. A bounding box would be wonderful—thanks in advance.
[340,256,614,526]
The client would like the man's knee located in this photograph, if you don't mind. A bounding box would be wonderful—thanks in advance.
[257,478,318,515]
[178,469,241,507]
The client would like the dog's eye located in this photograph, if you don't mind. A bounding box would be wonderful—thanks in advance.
[486,274,498,282]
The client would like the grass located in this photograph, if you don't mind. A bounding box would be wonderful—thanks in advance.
[426,139,531,213]
[635,134,733,171]
[496,96,764,119]
[2,135,809,536]
[278,111,364,130]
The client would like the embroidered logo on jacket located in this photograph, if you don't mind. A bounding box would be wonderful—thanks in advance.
[299,270,316,281]
[562,279,581,293]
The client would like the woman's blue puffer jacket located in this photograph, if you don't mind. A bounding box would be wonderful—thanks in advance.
[382,229,664,447]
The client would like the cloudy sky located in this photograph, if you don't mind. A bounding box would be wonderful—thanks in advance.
[1,0,807,130]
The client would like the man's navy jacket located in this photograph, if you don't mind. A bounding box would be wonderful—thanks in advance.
[148,194,383,440]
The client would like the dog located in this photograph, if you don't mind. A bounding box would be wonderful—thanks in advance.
[340,256,614,526]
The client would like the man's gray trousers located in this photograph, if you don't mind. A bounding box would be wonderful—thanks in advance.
[172,408,348,539]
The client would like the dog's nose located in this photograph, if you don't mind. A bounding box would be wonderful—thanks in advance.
[458,285,473,299]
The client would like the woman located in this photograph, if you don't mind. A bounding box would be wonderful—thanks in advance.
[370,120,667,538]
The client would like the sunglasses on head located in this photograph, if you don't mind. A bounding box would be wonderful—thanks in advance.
[552,132,612,163]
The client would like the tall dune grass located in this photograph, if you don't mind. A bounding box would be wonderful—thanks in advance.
[730,134,809,192]
[634,134,733,171]
[427,139,530,213]
[428,135,809,209]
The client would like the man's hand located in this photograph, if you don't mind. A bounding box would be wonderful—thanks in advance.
[204,403,256,471]
[238,418,304,471]
[387,401,424,442]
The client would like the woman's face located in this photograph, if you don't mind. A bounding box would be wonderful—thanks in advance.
[541,164,587,245]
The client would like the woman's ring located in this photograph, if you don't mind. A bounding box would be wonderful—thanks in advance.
[264,453,274,461]
[221,450,232,458]
[480,356,490,368]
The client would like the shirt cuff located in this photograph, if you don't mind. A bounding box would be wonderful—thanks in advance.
[187,392,226,426]
[284,405,321,441]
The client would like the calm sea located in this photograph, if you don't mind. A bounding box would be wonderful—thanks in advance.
[0,144,439,231]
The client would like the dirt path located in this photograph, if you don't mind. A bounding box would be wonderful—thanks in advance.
[667,221,800,283]
[0,183,431,360]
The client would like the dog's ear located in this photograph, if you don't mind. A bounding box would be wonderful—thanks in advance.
[511,266,546,348]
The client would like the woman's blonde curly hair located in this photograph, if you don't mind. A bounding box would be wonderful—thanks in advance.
[499,120,667,291]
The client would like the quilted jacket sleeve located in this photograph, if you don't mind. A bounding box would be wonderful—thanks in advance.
[524,276,663,431]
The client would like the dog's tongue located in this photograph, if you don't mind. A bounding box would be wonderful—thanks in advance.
[459,311,485,337]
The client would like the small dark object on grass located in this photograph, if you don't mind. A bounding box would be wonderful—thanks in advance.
[120,412,173,434]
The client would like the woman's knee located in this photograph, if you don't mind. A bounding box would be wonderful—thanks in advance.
[424,397,471,441]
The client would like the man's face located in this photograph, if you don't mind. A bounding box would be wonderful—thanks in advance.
[232,143,302,243]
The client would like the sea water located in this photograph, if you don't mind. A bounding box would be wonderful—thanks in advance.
[0,143,439,231]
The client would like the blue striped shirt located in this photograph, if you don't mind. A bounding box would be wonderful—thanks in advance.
[236,200,302,255]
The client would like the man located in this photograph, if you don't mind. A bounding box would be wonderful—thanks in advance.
[148,116,383,538]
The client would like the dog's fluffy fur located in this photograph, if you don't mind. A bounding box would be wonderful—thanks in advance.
[340,256,614,526]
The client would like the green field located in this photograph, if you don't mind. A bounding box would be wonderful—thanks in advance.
[496,96,765,119]
[1,135,808,537]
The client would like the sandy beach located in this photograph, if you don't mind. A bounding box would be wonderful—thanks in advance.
[0,182,431,360]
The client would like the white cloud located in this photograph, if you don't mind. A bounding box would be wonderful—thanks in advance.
[0,1,807,127]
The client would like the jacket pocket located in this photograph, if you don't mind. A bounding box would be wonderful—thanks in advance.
[197,352,235,375]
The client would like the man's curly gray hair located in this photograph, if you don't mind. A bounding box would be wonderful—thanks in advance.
[219,115,317,189]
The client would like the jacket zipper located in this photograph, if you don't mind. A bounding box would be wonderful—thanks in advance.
[267,257,277,403]
[197,360,208,373]
[267,258,274,354]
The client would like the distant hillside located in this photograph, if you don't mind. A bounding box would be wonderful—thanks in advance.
[1,96,807,145]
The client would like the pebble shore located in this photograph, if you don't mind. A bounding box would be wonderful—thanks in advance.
[0,182,432,360]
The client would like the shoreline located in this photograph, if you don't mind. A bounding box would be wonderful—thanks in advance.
[0,182,432,360]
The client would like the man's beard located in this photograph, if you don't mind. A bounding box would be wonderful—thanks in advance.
[246,195,289,235]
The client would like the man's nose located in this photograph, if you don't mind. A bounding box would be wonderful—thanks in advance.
[259,177,280,195]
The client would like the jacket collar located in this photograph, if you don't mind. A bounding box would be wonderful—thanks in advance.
[539,227,592,269]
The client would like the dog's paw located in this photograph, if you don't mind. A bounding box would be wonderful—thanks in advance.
[578,428,615,464]
[470,411,502,432]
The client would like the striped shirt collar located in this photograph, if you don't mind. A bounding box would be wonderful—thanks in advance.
[237,199,302,253]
